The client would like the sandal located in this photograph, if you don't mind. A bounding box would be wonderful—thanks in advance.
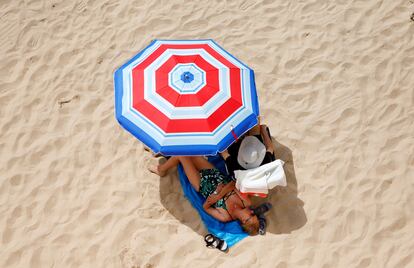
[258,215,267,235]
[204,234,228,252]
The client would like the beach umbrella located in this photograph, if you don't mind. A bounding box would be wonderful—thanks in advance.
[114,39,259,155]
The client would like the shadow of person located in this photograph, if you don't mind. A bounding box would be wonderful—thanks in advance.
[158,162,206,236]
[259,138,307,234]
[157,136,307,237]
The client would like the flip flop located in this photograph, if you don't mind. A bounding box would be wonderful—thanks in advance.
[204,234,228,252]
[258,215,267,235]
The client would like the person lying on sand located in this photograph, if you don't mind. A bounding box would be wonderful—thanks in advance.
[149,156,260,235]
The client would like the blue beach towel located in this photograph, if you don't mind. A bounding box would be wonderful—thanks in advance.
[177,155,248,247]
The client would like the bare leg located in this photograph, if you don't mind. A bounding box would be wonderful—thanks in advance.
[148,156,180,177]
[178,156,202,191]
[190,156,215,171]
[248,124,260,136]
[148,156,205,192]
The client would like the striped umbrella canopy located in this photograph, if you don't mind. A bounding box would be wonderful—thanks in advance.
[114,39,259,155]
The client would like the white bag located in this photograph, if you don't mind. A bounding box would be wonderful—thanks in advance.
[234,159,287,195]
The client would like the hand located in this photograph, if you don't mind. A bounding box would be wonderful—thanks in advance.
[219,181,235,195]
[203,196,216,210]
[220,149,230,159]
[215,183,224,193]
[260,125,274,154]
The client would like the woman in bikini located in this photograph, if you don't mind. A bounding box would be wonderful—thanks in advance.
[149,156,259,235]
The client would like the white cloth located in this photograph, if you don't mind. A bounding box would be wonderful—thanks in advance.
[234,159,287,195]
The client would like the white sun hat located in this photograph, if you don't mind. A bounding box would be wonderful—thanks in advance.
[237,136,266,169]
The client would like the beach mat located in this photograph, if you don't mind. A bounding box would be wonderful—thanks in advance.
[177,155,248,247]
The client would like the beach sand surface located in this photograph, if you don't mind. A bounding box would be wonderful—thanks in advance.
[1,0,414,267]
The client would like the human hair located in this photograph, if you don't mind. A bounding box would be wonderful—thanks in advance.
[241,215,259,236]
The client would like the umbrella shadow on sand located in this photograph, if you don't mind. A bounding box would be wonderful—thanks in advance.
[158,137,307,237]
[158,164,206,236]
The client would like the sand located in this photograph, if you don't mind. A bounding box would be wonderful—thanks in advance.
[1,0,414,267]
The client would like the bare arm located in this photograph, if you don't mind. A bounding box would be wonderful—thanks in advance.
[202,181,236,210]
[260,125,274,154]
[204,207,232,222]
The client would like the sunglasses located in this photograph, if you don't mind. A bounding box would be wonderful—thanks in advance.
[242,214,255,225]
